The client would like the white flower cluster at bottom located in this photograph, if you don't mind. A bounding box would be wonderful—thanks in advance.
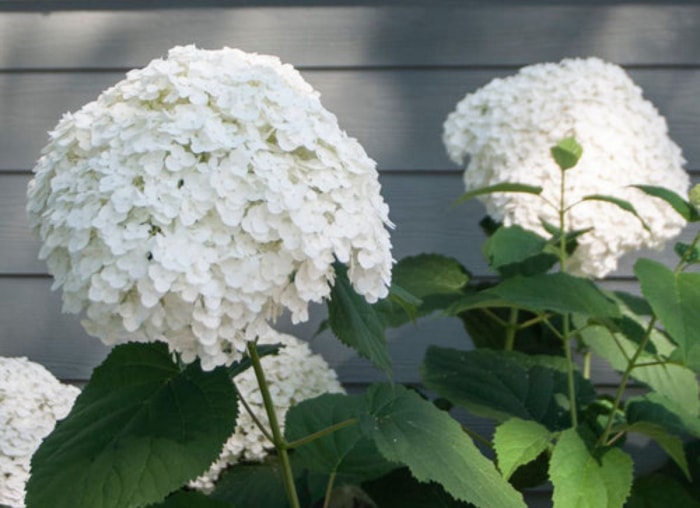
[0,358,80,508]
[189,329,344,493]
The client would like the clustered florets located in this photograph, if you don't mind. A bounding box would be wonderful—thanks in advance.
[189,329,344,492]
[27,45,393,369]
[443,57,689,278]
[0,358,80,507]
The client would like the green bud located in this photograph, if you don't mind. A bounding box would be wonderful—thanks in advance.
[551,137,583,171]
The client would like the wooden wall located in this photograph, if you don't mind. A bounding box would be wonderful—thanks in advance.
[0,3,698,503]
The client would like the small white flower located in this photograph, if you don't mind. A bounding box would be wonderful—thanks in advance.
[0,358,80,508]
[188,329,345,493]
[27,45,393,369]
[443,57,689,278]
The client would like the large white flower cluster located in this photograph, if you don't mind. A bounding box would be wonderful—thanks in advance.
[27,45,392,369]
[0,357,80,508]
[189,329,344,493]
[443,57,689,277]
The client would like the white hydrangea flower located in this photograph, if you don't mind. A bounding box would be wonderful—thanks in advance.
[0,358,80,508]
[443,57,689,278]
[189,329,344,493]
[27,45,393,369]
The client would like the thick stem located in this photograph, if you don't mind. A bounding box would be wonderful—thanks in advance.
[247,341,301,508]
[504,308,519,351]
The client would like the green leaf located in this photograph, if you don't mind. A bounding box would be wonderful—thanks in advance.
[622,422,690,479]
[635,258,700,370]
[455,183,543,205]
[421,347,596,431]
[374,254,471,328]
[626,393,700,438]
[493,418,552,480]
[449,272,620,319]
[482,226,558,277]
[284,393,395,481]
[549,429,633,508]
[633,185,700,222]
[551,137,583,170]
[27,342,239,508]
[392,254,470,297]
[148,491,235,508]
[578,317,699,415]
[627,473,699,508]
[210,461,289,508]
[328,262,391,374]
[580,195,650,231]
[674,242,700,264]
[362,383,526,508]
[362,467,473,508]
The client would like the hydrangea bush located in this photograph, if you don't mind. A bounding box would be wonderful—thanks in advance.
[0,358,79,508]
[27,45,392,370]
[21,50,700,508]
[443,57,688,277]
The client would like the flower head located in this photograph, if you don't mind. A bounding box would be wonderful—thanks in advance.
[443,57,689,277]
[0,358,80,507]
[188,329,344,492]
[27,45,392,369]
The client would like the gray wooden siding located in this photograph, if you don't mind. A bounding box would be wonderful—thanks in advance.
[1,2,698,380]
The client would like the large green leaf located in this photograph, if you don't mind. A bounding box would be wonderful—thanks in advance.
[635,259,700,370]
[626,393,700,438]
[361,384,526,508]
[455,183,543,205]
[622,422,690,479]
[580,195,650,231]
[627,473,699,508]
[26,342,238,508]
[421,347,596,430]
[633,185,700,222]
[148,491,235,508]
[328,262,391,374]
[482,225,558,277]
[362,467,473,508]
[392,253,470,297]
[449,272,620,319]
[284,393,395,481]
[579,317,699,415]
[210,461,289,508]
[493,418,552,480]
[549,429,633,508]
[374,254,470,327]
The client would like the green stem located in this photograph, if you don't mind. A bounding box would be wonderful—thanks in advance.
[504,308,519,351]
[583,351,591,380]
[286,418,359,449]
[247,341,301,508]
[322,471,337,508]
[597,317,657,447]
[461,425,494,450]
[562,316,578,428]
[234,381,275,444]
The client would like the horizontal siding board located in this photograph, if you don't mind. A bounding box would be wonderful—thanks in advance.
[2,68,700,172]
[1,6,699,69]
[0,277,647,385]
[3,172,697,275]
